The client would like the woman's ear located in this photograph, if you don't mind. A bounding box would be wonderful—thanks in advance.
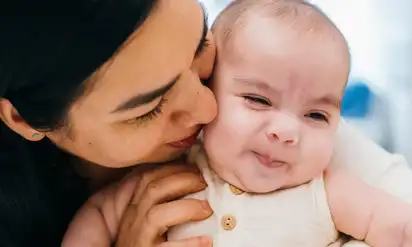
[0,98,45,141]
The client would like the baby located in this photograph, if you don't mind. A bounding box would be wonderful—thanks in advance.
[168,0,412,247]
[62,0,412,247]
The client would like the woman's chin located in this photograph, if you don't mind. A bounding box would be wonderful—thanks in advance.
[149,148,188,164]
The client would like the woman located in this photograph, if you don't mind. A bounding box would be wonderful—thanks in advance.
[1,0,412,246]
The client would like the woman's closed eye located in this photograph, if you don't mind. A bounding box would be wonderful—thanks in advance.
[125,27,210,126]
[126,98,168,125]
[198,38,213,87]
[195,37,211,58]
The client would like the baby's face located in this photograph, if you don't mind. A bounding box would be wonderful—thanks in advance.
[204,16,350,193]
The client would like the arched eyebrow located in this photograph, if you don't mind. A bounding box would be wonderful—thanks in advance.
[111,3,208,114]
[111,75,179,113]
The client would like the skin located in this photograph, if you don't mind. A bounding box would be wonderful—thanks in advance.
[4,1,412,246]
[63,162,215,247]
[202,12,412,247]
[1,0,217,170]
[204,15,350,193]
[0,0,217,246]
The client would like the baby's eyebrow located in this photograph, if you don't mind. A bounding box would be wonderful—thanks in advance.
[313,95,342,109]
[233,77,281,96]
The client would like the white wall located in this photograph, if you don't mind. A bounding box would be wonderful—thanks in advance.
[311,0,412,162]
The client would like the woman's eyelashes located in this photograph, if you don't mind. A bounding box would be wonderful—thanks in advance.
[128,98,168,125]
[128,39,212,126]
[196,38,211,58]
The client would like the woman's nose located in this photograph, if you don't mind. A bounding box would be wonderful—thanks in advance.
[172,75,217,128]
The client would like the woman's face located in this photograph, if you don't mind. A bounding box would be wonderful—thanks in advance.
[47,0,217,168]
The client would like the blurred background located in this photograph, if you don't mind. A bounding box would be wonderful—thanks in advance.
[200,0,412,163]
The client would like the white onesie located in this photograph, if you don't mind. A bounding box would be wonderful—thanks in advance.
[168,144,340,247]
[168,121,412,247]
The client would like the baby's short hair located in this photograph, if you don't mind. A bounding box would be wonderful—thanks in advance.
[212,0,346,57]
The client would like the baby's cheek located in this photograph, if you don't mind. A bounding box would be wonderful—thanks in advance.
[203,101,249,155]
[303,133,334,171]
[316,138,334,162]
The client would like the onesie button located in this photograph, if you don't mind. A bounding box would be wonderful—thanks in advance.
[221,215,237,230]
[229,184,244,195]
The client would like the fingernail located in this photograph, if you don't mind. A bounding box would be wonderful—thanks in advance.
[201,200,212,211]
[200,236,212,246]
[199,175,207,184]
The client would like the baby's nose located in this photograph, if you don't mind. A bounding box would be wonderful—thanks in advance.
[266,114,300,146]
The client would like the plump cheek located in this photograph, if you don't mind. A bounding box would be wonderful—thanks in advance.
[203,112,246,175]
[74,136,142,167]
[67,121,168,168]
[203,95,267,182]
[203,119,234,165]
[301,132,335,176]
[203,99,256,157]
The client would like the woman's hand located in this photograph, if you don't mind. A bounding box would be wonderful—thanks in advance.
[116,162,213,247]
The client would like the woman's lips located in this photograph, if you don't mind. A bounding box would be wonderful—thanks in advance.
[168,131,200,148]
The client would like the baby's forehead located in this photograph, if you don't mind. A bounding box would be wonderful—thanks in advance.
[212,0,347,57]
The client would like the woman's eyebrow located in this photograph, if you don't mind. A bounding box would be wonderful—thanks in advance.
[111,75,180,113]
[111,3,207,114]
[194,2,209,58]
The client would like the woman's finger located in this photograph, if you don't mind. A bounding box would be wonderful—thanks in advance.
[136,171,208,213]
[157,236,212,247]
[117,164,208,247]
[131,163,198,203]
[141,198,213,241]
[97,164,200,226]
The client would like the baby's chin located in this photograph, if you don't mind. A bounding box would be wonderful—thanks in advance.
[243,182,283,194]
[240,176,318,193]
[229,175,285,194]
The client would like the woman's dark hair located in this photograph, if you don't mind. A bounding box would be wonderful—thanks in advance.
[2,0,156,130]
[0,0,156,246]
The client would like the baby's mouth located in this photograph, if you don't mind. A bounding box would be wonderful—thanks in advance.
[253,151,288,169]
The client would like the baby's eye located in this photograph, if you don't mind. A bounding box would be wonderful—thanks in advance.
[243,95,271,106]
[305,112,329,122]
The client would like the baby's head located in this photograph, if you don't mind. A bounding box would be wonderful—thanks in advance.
[203,0,350,193]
